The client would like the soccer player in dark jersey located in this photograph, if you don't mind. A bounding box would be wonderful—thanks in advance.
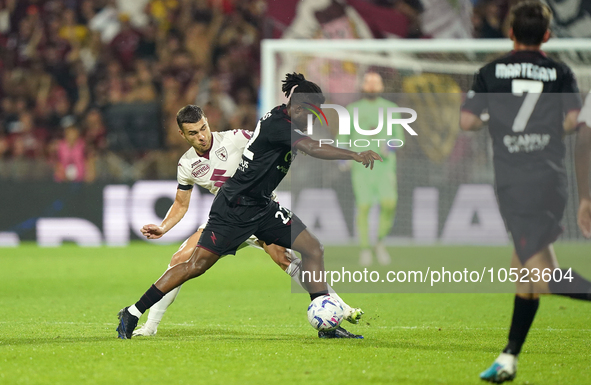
[116,73,382,339]
[461,2,591,383]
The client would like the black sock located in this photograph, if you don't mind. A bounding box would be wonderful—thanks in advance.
[135,284,164,314]
[548,269,591,301]
[310,290,329,301]
[503,295,539,356]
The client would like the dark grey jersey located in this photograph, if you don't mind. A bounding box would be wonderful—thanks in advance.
[462,50,582,187]
[221,105,308,205]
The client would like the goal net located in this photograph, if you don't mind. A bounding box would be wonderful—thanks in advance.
[262,39,591,245]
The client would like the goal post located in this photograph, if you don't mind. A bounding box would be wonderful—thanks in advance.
[261,39,591,114]
[262,39,591,245]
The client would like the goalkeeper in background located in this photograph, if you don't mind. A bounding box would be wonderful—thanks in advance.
[338,72,405,266]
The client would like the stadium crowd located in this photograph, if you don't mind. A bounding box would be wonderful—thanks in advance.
[0,0,586,182]
[0,0,263,181]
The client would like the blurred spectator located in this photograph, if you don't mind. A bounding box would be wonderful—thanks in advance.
[473,0,505,38]
[0,0,14,35]
[4,111,50,181]
[110,14,141,71]
[420,0,474,38]
[116,0,150,29]
[543,0,591,38]
[89,0,121,43]
[9,111,44,158]
[59,8,89,46]
[229,86,257,131]
[196,75,236,118]
[53,118,88,182]
[0,0,274,182]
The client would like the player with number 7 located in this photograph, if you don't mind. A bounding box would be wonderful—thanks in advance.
[460,1,591,383]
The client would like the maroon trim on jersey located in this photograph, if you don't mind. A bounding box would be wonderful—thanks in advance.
[198,135,213,159]
[241,130,251,139]
[280,106,292,123]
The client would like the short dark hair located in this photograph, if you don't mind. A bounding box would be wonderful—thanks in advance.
[282,72,326,106]
[509,1,552,46]
[176,105,205,131]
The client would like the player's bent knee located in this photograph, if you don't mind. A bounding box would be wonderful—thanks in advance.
[306,243,324,261]
[170,249,192,266]
[532,281,551,295]
[186,253,217,279]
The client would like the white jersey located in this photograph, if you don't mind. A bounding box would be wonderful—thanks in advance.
[579,91,591,127]
[177,129,252,194]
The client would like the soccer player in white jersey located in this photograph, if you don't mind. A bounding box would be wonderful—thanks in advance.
[132,104,364,337]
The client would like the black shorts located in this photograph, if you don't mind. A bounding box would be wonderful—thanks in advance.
[198,193,307,256]
[497,180,567,264]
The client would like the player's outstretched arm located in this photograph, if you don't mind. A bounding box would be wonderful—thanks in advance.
[295,137,383,169]
[141,189,192,239]
[575,123,591,238]
[460,110,484,132]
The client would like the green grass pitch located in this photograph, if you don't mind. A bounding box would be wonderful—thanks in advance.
[1,243,590,385]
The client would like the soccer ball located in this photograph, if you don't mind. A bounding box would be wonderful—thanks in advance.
[307,294,344,331]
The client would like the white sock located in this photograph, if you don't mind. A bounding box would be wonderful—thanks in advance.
[285,252,350,310]
[145,285,181,329]
[128,305,142,318]
[144,264,182,329]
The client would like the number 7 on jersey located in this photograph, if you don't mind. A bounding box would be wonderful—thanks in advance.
[511,79,543,132]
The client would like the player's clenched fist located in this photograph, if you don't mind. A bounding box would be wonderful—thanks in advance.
[141,224,165,239]
[353,150,383,170]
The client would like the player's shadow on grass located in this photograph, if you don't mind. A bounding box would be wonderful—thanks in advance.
[299,336,499,353]
[159,327,296,341]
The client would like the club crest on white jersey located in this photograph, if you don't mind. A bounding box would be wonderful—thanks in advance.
[177,130,252,195]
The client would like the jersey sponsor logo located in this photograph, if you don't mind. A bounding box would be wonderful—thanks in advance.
[495,63,557,82]
[503,133,550,153]
[192,163,210,178]
[238,159,249,172]
[215,147,228,161]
